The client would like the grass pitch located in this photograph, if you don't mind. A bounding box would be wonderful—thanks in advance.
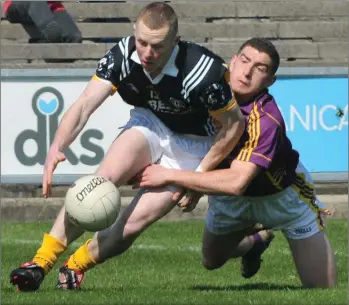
[1,219,347,305]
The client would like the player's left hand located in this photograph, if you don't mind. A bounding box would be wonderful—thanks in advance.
[132,164,171,188]
[177,189,203,213]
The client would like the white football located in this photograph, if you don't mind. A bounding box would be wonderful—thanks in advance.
[65,175,121,232]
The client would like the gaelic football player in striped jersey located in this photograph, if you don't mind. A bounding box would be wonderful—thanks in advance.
[10,2,249,291]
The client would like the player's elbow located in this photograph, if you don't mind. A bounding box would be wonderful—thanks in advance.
[219,179,245,196]
[225,185,245,196]
[234,185,246,196]
[226,178,248,196]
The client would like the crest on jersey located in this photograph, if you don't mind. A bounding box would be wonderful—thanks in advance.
[206,84,226,105]
[97,51,115,79]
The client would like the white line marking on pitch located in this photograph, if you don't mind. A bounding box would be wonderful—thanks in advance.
[2,239,199,251]
[2,239,348,257]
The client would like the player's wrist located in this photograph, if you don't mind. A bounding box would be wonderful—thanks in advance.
[49,144,64,154]
[166,168,187,185]
[166,169,178,184]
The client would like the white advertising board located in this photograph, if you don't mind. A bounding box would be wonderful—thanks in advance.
[1,67,348,183]
[1,80,132,183]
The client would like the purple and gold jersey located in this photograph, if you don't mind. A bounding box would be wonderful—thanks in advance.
[220,89,301,196]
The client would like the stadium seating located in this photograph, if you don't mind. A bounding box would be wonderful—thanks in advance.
[1,0,348,68]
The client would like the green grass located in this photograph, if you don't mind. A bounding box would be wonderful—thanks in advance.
[1,220,347,305]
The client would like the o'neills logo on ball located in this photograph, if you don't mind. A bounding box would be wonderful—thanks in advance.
[76,177,107,201]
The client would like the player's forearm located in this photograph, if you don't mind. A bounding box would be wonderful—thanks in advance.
[199,115,245,171]
[50,101,90,152]
[167,169,244,195]
[50,78,111,152]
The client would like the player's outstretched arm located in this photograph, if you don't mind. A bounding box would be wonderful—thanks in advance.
[42,78,113,198]
[136,159,260,196]
[137,114,284,195]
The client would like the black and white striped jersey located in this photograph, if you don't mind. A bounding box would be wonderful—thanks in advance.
[94,36,236,136]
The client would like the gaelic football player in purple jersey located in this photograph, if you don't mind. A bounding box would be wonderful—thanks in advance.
[135,38,338,288]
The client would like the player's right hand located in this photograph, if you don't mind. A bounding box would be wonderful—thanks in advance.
[42,150,66,198]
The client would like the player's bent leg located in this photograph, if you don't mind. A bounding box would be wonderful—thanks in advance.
[96,128,154,186]
[201,225,274,276]
[239,229,275,279]
[58,187,178,290]
[11,127,154,291]
[91,187,177,261]
[275,166,337,288]
[203,195,274,277]
[49,206,85,245]
[202,226,247,270]
[229,225,272,258]
[287,231,337,288]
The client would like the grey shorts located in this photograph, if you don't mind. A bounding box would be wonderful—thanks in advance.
[206,163,328,240]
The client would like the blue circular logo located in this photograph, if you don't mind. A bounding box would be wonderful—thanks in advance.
[36,91,60,116]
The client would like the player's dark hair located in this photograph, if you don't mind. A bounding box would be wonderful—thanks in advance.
[136,2,178,38]
[238,38,280,75]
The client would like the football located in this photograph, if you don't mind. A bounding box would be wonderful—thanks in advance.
[64,175,121,232]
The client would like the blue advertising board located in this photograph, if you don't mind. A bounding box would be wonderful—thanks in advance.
[269,76,348,173]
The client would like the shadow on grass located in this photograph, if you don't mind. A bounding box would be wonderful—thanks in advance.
[191,282,305,291]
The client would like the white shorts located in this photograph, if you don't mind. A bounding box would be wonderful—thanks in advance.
[123,108,215,190]
[206,162,327,240]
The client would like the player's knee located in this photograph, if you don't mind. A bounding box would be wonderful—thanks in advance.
[201,256,225,270]
[302,282,336,289]
[95,169,120,185]
[95,168,111,180]
[302,277,338,289]
[96,166,131,186]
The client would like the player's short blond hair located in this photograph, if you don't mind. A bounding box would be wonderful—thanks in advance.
[136,2,178,38]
